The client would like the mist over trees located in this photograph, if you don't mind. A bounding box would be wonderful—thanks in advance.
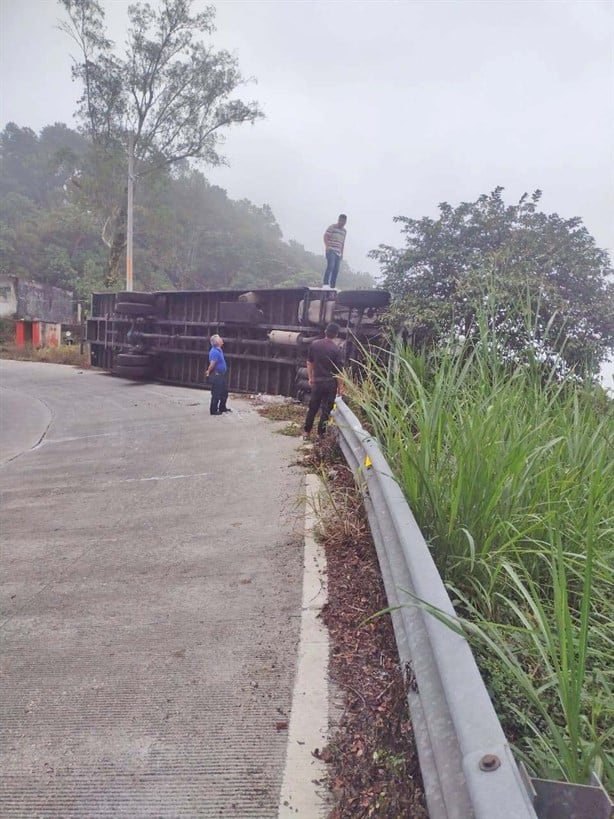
[372,188,614,375]
[0,121,374,305]
[0,0,375,302]
[58,0,264,283]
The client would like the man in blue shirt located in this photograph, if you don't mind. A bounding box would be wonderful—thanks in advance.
[206,334,231,415]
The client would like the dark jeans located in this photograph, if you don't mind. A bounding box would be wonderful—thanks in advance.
[323,250,341,288]
[210,372,228,414]
[304,380,337,435]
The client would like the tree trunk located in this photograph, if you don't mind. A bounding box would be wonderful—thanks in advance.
[104,197,127,288]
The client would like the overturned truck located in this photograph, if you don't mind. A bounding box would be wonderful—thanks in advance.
[86,287,391,399]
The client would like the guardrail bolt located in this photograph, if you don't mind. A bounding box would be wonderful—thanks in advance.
[479,754,501,772]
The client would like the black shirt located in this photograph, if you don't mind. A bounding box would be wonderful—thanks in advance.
[308,337,344,382]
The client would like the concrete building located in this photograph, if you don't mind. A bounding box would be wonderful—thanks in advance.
[0,276,74,347]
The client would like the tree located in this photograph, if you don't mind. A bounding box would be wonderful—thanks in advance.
[371,188,614,375]
[58,0,263,284]
[0,123,113,301]
[0,123,87,207]
[0,121,374,298]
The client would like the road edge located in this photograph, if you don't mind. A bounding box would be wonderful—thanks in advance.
[278,472,330,817]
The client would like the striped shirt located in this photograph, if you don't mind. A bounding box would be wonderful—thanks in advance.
[324,223,346,257]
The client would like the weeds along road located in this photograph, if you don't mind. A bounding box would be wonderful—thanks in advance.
[0,360,305,818]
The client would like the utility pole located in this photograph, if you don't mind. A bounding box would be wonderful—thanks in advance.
[126,133,134,291]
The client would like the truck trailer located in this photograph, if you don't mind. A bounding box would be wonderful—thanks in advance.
[86,286,391,399]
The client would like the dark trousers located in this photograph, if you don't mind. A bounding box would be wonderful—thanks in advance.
[210,372,228,414]
[304,380,337,435]
[323,250,341,288]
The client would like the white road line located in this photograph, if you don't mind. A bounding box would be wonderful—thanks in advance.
[278,473,329,818]
[40,433,116,445]
[112,472,211,484]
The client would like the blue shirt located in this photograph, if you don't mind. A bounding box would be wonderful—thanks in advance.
[209,346,227,373]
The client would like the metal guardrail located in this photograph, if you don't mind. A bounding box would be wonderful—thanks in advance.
[332,397,540,819]
[332,397,613,819]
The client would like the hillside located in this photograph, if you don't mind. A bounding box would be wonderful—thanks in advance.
[0,123,374,308]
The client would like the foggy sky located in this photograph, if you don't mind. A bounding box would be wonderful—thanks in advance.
[1,0,612,278]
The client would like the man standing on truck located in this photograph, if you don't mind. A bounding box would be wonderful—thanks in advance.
[206,334,231,415]
[303,322,345,439]
[322,214,347,289]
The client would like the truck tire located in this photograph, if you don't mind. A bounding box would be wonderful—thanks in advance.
[336,290,390,309]
[296,385,312,404]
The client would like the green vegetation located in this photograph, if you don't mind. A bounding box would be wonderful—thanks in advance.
[58,0,263,283]
[0,122,373,305]
[1,1,375,302]
[0,318,16,344]
[372,188,614,375]
[350,322,613,788]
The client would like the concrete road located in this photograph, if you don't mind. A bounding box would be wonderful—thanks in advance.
[0,360,305,817]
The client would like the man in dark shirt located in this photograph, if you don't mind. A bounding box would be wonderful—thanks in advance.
[303,322,345,439]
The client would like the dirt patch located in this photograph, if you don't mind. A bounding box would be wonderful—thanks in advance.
[239,407,418,819]
[306,437,427,818]
[256,398,305,427]
[0,344,90,368]
[257,400,428,816]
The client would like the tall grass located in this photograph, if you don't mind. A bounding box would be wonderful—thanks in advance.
[350,325,613,787]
